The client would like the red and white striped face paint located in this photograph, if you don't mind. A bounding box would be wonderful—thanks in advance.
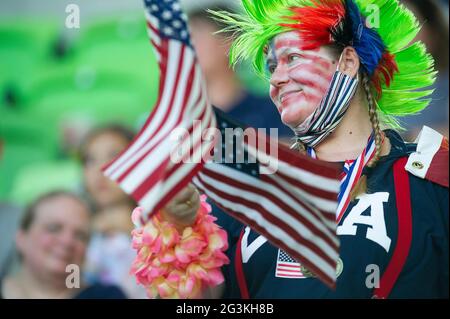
[267,31,338,128]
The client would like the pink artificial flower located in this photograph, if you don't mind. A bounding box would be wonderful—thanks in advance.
[131,207,143,227]
[129,194,230,299]
[178,274,200,299]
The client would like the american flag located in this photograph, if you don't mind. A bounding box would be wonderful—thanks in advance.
[103,0,342,288]
[275,249,306,279]
[102,0,216,225]
[193,110,341,287]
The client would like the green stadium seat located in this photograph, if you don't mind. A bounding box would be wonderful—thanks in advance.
[9,160,82,206]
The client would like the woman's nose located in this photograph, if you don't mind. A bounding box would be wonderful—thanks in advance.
[59,230,77,249]
[270,64,289,88]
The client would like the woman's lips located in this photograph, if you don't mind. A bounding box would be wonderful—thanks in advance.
[279,90,302,104]
[278,90,304,113]
[51,251,73,264]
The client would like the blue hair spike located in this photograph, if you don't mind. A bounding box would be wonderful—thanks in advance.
[345,0,386,75]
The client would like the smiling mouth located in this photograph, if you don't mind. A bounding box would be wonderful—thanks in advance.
[279,90,302,104]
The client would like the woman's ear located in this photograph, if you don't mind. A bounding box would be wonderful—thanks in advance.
[338,46,360,77]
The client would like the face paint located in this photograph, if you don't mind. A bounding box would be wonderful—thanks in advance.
[274,39,319,51]
[268,31,337,128]
[289,63,333,96]
[267,31,359,147]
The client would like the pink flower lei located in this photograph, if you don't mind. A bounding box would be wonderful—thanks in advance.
[130,195,229,298]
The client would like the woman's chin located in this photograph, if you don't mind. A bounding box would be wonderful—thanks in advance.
[280,111,305,128]
[48,255,80,273]
[280,102,317,128]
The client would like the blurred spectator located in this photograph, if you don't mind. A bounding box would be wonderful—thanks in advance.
[400,0,449,140]
[80,125,135,232]
[79,124,146,298]
[184,0,292,139]
[0,191,126,299]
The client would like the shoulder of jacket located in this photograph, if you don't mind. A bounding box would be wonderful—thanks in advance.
[404,126,448,188]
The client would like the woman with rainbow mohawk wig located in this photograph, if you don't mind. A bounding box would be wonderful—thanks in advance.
[159,0,448,298]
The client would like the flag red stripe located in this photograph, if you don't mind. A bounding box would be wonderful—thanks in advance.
[147,21,159,38]
[276,268,301,273]
[116,45,189,183]
[133,101,209,201]
[150,39,161,52]
[202,169,338,251]
[131,157,171,202]
[262,174,336,224]
[150,116,216,215]
[163,108,211,178]
[196,172,337,266]
[265,167,338,202]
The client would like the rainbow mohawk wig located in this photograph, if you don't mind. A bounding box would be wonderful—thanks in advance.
[211,0,437,128]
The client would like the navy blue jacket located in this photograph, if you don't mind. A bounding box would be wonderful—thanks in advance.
[211,130,449,298]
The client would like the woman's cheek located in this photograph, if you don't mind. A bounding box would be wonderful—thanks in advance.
[73,243,87,264]
[290,64,331,95]
[37,231,60,250]
[303,89,325,106]
[23,232,58,265]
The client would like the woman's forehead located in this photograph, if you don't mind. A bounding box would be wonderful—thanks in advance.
[267,31,303,53]
[266,31,337,62]
[274,31,302,42]
[34,196,89,224]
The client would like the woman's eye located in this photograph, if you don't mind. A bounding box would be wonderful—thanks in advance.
[288,54,301,63]
[46,224,62,233]
[267,64,277,74]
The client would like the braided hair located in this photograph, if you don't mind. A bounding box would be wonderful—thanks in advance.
[349,72,384,200]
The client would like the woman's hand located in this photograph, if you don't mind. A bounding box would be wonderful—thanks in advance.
[161,183,200,231]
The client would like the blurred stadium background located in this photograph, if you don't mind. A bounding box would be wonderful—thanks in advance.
[0,0,448,208]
